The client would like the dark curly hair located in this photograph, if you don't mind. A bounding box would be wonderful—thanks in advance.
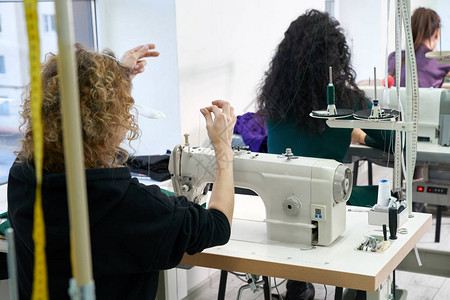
[257,9,366,133]
[18,43,141,172]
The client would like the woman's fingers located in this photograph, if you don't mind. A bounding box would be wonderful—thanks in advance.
[229,106,237,128]
[200,108,213,126]
[132,60,148,74]
[203,103,235,125]
[128,44,158,58]
[210,105,223,119]
[211,100,231,115]
[201,101,235,147]
[120,44,159,73]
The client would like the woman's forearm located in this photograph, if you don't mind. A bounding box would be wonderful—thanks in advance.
[207,147,234,226]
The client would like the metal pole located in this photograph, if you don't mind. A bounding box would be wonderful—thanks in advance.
[6,228,19,300]
[53,0,95,298]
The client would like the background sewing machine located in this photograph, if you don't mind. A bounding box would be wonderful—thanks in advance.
[169,144,352,246]
[361,87,450,146]
[358,87,450,241]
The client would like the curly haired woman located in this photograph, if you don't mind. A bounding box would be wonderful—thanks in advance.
[257,9,391,165]
[257,10,392,299]
[8,44,236,300]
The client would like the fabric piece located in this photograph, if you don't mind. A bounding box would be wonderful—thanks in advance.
[8,163,230,300]
[233,112,267,152]
[388,44,450,88]
[127,154,171,182]
[0,211,10,236]
[347,186,378,207]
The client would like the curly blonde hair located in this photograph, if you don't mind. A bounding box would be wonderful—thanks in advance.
[18,43,140,172]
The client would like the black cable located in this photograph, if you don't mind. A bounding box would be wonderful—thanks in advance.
[229,271,249,283]
[323,284,328,300]
[229,271,246,277]
[273,278,281,300]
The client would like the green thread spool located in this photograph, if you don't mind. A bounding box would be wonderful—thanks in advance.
[327,84,335,105]
[327,66,335,105]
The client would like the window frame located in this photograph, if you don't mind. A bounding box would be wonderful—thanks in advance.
[0,56,5,74]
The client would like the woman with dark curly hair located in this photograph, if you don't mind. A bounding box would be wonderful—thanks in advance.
[257,9,390,164]
[8,44,236,300]
[257,10,391,299]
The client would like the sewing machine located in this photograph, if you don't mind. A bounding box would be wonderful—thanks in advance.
[169,145,352,246]
[358,87,450,241]
[412,164,450,207]
[361,87,450,146]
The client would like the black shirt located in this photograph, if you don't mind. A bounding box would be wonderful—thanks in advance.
[8,163,230,300]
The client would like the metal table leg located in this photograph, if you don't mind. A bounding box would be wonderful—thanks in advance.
[218,270,228,300]
[262,276,272,300]
[368,161,373,186]
[335,286,343,300]
[435,206,442,243]
[353,161,359,186]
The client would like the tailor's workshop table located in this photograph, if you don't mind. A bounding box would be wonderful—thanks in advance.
[180,194,431,299]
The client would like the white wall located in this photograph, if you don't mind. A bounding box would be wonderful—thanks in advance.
[175,0,324,147]
[96,0,181,156]
[337,0,385,82]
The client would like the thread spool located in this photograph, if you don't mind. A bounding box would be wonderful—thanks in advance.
[377,180,391,207]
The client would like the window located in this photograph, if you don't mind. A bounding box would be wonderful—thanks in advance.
[0,56,5,74]
[0,97,10,116]
[43,14,56,33]
[0,0,96,182]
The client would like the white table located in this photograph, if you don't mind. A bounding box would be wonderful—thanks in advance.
[181,194,431,299]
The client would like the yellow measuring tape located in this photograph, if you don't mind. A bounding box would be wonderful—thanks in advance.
[24,0,49,299]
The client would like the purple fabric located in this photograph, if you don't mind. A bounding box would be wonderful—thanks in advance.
[388,44,450,88]
[233,112,267,152]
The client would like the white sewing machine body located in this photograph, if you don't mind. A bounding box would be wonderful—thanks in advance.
[361,87,450,146]
[169,145,352,246]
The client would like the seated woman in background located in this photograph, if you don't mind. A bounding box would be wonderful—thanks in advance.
[388,7,450,88]
[257,9,391,172]
[8,43,236,300]
[388,7,450,212]
[257,9,392,299]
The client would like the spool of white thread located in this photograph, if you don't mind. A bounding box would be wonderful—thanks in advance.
[377,180,391,207]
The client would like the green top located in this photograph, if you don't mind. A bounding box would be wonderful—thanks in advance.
[267,99,392,163]
[267,118,391,163]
